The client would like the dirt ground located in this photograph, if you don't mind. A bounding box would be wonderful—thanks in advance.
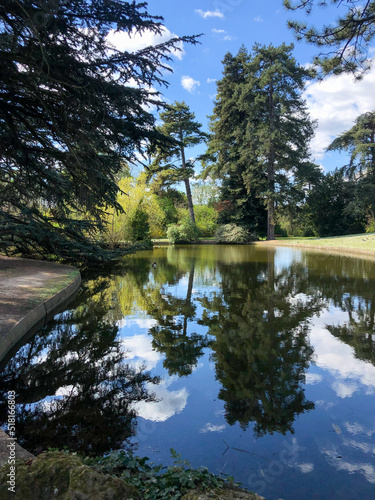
[0,256,78,337]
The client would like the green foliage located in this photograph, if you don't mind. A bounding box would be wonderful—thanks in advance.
[306,170,366,237]
[214,224,257,244]
[148,102,209,223]
[193,205,219,237]
[365,212,375,233]
[191,179,221,206]
[327,111,375,220]
[0,1,198,263]
[284,0,375,77]
[167,220,200,244]
[86,448,229,500]
[157,197,179,229]
[205,43,317,240]
[125,206,151,243]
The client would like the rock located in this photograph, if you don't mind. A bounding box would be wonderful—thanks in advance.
[0,451,140,500]
[181,485,265,499]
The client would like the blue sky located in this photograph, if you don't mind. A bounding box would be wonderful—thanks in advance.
[111,0,375,173]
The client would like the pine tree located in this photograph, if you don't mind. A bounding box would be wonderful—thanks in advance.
[205,47,267,235]
[246,43,316,240]
[148,101,208,223]
[284,0,375,77]
[0,1,198,262]
[206,44,317,240]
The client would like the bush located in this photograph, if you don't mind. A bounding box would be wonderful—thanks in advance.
[214,224,257,244]
[365,211,375,233]
[125,206,151,243]
[194,205,218,237]
[167,219,200,244]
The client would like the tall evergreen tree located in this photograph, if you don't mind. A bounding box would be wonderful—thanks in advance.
[148,101,208,222]
[246,43,316,240]
[204,47,267,235]
[206,44,317,240]
[0,1,197,262]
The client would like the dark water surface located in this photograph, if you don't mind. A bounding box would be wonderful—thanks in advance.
[1,245,375,499]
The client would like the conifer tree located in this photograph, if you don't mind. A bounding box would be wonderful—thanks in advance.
[148,101,208,223]
[284,0,375,77]
[327,111,375,220]
[0,1,197,262]
[205,47,267,235]
[206,44,317,240]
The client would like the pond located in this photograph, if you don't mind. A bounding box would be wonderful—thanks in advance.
[1,245,375,499]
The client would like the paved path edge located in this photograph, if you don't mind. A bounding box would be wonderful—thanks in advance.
[0,274,81,364]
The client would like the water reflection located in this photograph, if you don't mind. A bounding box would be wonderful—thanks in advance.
[1,245,375,499]
[198,250,321,436]
[0,276,158,455]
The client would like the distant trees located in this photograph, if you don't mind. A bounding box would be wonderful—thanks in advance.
[305,170,365,237]
[0,1,197,262]
[149,102,208,223]
[206,44,318,240]
[284,0,375,77]
[327,111,375,222]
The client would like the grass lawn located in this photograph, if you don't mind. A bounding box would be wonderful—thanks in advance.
[263,233,375,254]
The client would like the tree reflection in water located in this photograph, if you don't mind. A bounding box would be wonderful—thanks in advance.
[0,275,159,456]
[198,249,323,436]
[2,246,375,457]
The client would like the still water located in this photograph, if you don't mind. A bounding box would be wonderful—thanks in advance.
[1,245,375,499]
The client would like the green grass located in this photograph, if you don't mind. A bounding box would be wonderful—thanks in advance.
[266,233,375,253]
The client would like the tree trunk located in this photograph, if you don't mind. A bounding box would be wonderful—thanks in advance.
[180,143,195,223]
[184,178,195,223]
[267,196,275,240]
[183,264,195,336]
[267,76,275,241]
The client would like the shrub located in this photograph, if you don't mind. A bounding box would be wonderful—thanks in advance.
[125,206,151,243]
[194,205,218,237]
[214,224,257,244]
[167,219,200,244]
[365,211,375,233]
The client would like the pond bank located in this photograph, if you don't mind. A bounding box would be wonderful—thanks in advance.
[0,451,264,499]
[257,234,375,260]
[0,256,81,365]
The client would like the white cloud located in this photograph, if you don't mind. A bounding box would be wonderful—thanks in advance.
[309,309,375,393]
[295,463,314,473]
[133,379,188,422]
[211,28,226,34]
[120,332,162,371]
[207,78,217,84]
[107,26,184,60]
[305,373,323,385]
[223,35,233,41]
[195,9,224,19]
[254,16,264,23]
[332,381,358,398]
[303,64,375,159]
[200,422,226,433]
[181,75,200,93]
[322,448,375,483]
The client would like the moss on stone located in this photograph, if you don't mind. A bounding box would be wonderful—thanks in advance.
[0,451,140,499]
[181,485,264,500]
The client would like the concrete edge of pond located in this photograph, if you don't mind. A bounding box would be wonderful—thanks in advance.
[0,429,35,468]
[0,273,81,366]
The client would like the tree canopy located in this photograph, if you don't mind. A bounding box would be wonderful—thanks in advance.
[148,101,208,223]
[284,0,375,77]
[206,43,317,239]
[0,0,197,262]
